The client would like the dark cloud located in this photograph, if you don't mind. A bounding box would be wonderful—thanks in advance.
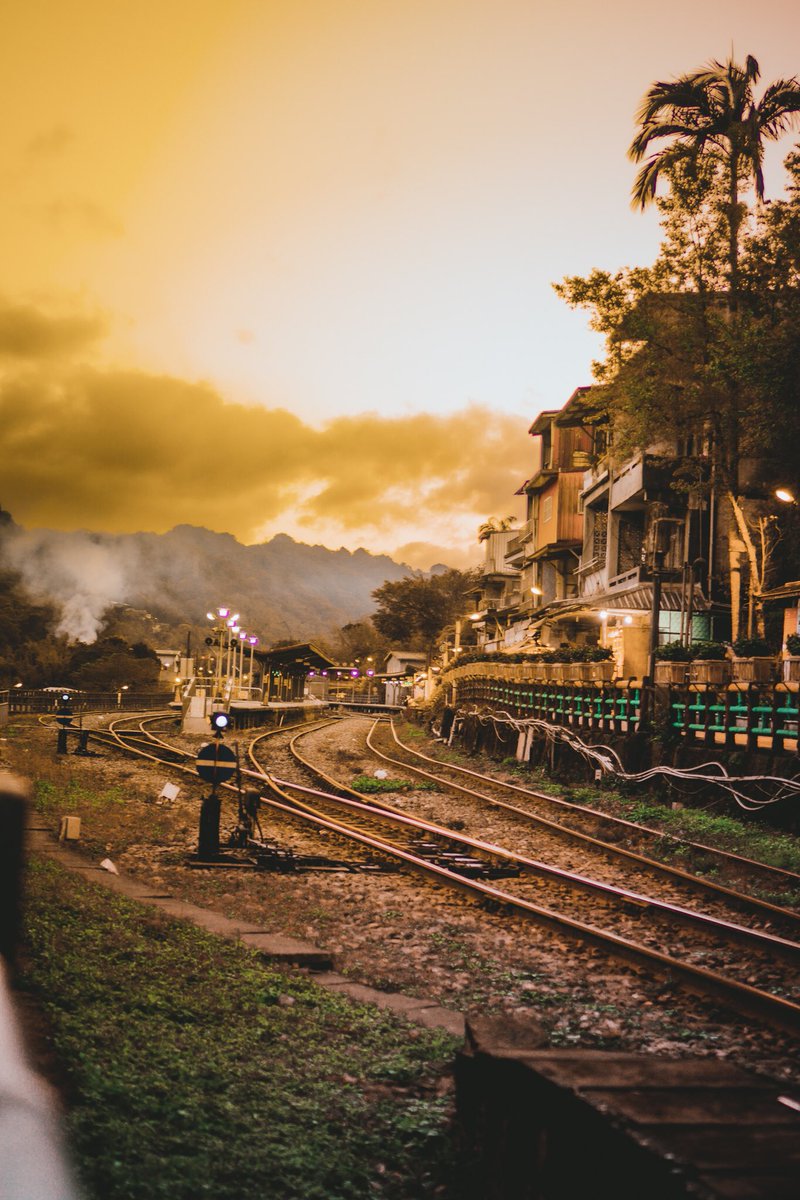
[0,299,106,360]
[25,124,74,158]
[37,196,124,237]
[0,360,528,546]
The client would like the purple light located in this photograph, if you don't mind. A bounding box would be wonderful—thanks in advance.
[322,671,328,677]
[350,669,359,677]
[367,670,374,676]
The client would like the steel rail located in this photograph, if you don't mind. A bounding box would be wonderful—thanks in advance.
[389,718,800,886]
[256,773,800,1036]
[253,723,800,964]
[363,720,800,930]
[263,771,800,962]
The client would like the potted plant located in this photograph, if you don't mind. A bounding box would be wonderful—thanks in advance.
[654,640,692,685]
[526,655,547,683]
[540,648,564,681]
[731,635,776,684]
[564,646,590,682]
[689,641,731,686]
[784,633,800,683]
[583,645,615,682]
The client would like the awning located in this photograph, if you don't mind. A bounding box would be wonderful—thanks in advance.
[257,642,336,671]
[762,581,800,602]
[589,584,713,613]
[527,583,713,626]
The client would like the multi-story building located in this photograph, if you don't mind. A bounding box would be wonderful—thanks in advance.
[463,527,522,652]
[506,388,593,613]
[458,383,736,674]
[555,397,728,675]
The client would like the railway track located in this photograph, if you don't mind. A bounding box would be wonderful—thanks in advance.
[40,711,800,1035]
[374,719,800,908]
[247,717,800,1035]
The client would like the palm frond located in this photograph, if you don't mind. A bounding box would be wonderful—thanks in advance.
[630,143,698,209]
[631,157,661,209]
[745,55,761,85]
[756,80,800,135]
[634,75,710,126]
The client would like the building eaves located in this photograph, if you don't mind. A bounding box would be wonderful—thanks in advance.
[527,584,715,628]
[529,539,582,562]
[516,468,557,494]
[527,410,561,436]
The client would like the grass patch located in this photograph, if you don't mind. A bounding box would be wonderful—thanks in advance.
[396,722,426,740]
[623,802,800,873]
[34,778,127,815]
[350,775,435,794]
[22,858,459,1199]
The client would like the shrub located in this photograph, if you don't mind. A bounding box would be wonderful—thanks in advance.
[689,640,728,660]
[785,633,800,655]
[581,645,614,662]
[655,640,692,662]
[731,636,773,657]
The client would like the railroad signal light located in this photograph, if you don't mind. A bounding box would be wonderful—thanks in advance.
[56,693,73,754]
[209,711,231,736]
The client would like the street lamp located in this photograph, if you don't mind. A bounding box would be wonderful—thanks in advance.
[248,636,258,697]
[238,631,247,694]
[207,608,234,699]
[776,487,797,504]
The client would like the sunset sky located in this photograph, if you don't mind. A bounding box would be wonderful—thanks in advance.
[1,0,798,569]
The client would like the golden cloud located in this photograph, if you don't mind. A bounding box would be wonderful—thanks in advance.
[0,353,529,548]
[0,298,105,360]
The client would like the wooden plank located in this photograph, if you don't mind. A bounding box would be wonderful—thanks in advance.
[490,1050,758,1089]
[590,1087,797,1125]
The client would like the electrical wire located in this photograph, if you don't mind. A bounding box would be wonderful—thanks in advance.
[451,706,800,812]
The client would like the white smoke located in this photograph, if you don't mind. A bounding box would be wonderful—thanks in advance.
[1,528,135,643]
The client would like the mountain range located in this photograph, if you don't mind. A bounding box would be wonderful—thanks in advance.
[0,516,418,645]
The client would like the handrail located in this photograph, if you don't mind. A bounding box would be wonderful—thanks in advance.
[1,772,79,1198]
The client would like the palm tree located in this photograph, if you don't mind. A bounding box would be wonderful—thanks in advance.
[477,515,517,542]
[629,54,800,298]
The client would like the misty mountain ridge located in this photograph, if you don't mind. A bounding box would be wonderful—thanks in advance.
[0,516,420,645]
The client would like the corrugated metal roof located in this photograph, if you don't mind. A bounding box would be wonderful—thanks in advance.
[762,581,800,601]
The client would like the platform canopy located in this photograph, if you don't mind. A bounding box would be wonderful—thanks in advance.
[256,642,336,673]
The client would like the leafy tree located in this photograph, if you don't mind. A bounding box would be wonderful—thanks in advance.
[333,621,387,665]
[629,53,800,298]
[67,636,161,690]
[556,144,800,637]
[0,567,70,686]
[371,569,479,656]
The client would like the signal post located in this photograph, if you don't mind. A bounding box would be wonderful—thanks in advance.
[194,711,237,860]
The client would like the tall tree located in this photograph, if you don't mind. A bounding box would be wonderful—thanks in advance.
[557,149,800,637]
[629,54,800,299]
[371,569,478,657]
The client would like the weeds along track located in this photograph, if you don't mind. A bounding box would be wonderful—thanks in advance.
[247,717,800,1035]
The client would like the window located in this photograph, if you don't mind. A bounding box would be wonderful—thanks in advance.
[616,513,645,574]
[591,509,608,561]
[542,496,553,523]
